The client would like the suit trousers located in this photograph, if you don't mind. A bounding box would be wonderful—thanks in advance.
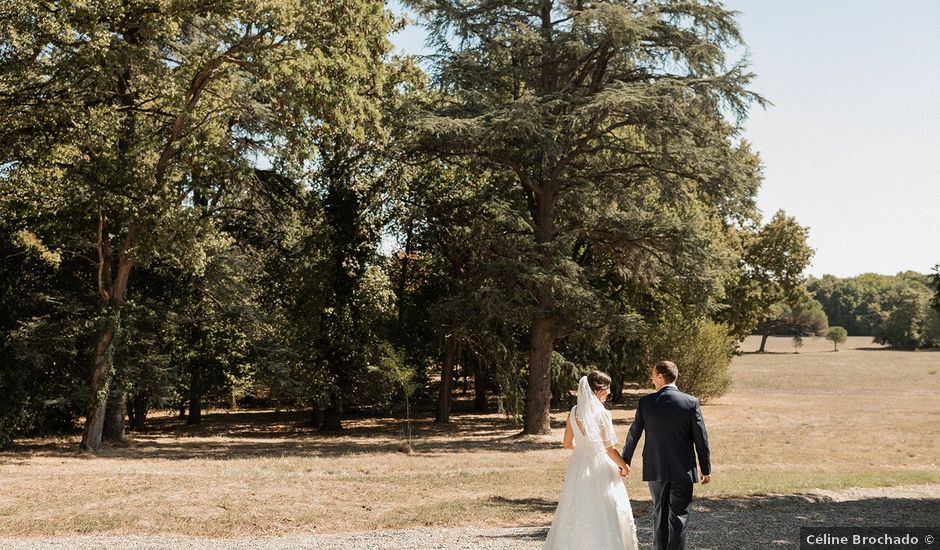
[648,480,693,550]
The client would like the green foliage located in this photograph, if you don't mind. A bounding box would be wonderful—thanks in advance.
[921,309,940,349]
[10,0,928,449]
[932,265,940,313]
[873,282,932,350]
[369,343,418,401]
[0,217,91,446]
[718,210,815,340]
[757,296,829,338]
[550,351,587,409]
[368,342,417,442]
[643,314,735,401]
[404,0,766,432]
[825,326,848,351]
[809,274,894,335]
[0,0,396,444]
[810,272,938,349]
[791,335,803,353]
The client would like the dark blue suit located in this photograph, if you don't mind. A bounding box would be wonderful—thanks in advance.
[622,385,711,550]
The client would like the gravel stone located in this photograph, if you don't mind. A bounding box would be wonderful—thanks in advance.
[3,484,937,550]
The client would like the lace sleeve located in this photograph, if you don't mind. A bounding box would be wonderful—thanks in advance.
[599,410,617,448]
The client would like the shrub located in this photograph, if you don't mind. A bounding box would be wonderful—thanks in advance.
[791,335,803,353]
[644,315,735,401]
[825,326,848,351]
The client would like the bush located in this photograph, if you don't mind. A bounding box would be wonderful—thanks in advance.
[873,285,932,349]
[921,309,940,348]
[791,335,803,353]
[825,326,848,351]
[643,315,734,401]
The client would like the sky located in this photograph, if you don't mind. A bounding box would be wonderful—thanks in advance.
[387,0,940,279]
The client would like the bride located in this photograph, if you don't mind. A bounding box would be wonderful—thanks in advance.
[542,370,639,550]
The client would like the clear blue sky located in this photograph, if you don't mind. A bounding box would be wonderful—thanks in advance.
[388,1,940,278]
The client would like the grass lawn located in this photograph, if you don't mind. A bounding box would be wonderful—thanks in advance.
[1,335,938,537]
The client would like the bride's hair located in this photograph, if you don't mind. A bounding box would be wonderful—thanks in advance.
[586,370,611,392]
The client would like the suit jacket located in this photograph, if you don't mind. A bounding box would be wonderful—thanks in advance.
[621,385,711,483]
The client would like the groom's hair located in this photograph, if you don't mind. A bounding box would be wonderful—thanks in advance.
[654,360,678,383]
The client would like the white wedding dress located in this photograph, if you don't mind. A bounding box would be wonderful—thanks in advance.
[542,389,639,550]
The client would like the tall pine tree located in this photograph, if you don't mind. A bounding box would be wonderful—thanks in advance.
[406,0,765,433]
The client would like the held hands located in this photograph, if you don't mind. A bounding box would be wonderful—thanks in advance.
[618,464,631,478]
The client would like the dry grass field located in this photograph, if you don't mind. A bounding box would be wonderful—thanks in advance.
[1,335,938,538]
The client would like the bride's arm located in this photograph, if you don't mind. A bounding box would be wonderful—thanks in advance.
[563,412,575,449]
[606,446,630,476]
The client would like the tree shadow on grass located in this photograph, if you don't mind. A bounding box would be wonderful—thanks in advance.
[855,346,940,352]
[2,389,661,462]
[488,496,558,514]
[481,494,940,549]
[684,494,940,550]
[0,408,573,462]
[485,526,549,541]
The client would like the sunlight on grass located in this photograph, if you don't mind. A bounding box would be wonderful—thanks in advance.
[1,336,938,537]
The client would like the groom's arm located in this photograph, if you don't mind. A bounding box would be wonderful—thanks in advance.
[621,401,644,464]
[692,398,711,476]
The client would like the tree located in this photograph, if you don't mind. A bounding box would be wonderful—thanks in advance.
[873,283,932,350]
[931,265,940,313]
[809,274,891,335]
[0,0,394,451]
[313,136,398,431]
[825,326,847,351]
[755,296,828,351]
[0,225,85,448]
[791,335,803,353]
[719,210,814,344]
[389,156,537,424]
[809,272,939,350]
[643,313,735,401]
[369,343,418,446]
[405,0,765,434]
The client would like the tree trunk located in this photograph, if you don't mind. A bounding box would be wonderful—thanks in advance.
[610,369,624,404]
[187,370,202,425]
[81,221,134,452]
[320,401,343,431]
[102,387,126,441]
[473,360,489,413]
[404,395,412,444]
[315,155,370,433]
[81,317,116,452]
[524,315,555,434]
[310,405,324,429]
[187,396,202,425]
[522,181,556,435]
[126,396,137,431]
[758,332,770,353]
[82,50,140,452]
[435,333,457,424]
[129,393,148,431]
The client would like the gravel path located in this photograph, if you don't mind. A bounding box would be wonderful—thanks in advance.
[3,485,938,550]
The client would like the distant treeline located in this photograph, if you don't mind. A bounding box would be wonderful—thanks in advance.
[807,272,940,349]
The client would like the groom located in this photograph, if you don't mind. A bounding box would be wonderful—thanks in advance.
[622,360,711,550]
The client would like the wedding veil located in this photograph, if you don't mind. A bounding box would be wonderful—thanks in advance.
[575,375,617,447]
